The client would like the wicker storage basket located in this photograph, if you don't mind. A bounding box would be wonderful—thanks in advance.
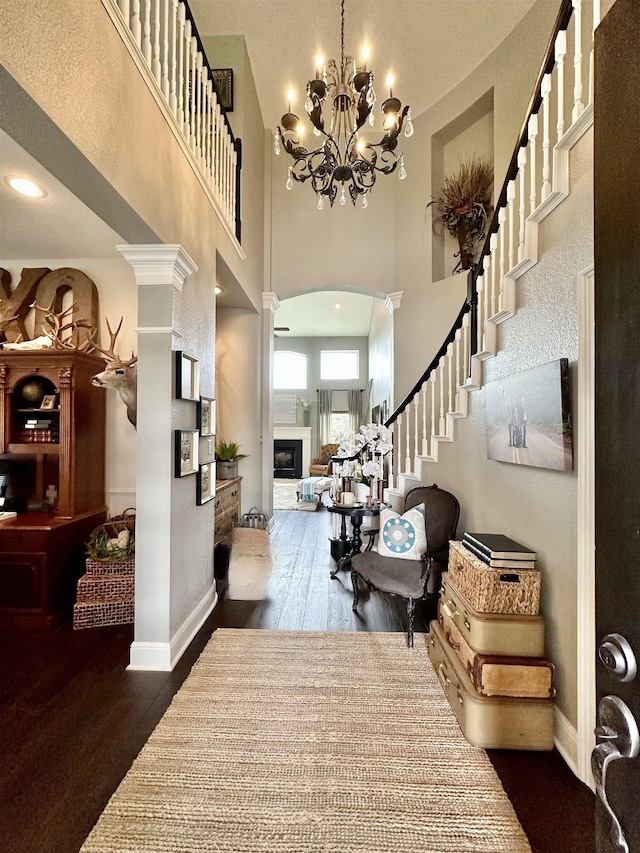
[76,573,134,603]
[73,600,134,629]
[448,540,541,616]
[84,556,135,576]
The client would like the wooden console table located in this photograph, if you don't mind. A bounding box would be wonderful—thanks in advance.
[214,477,241,545]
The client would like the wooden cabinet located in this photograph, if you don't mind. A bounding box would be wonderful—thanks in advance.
[214,477,241,545]
[0,352,107,627]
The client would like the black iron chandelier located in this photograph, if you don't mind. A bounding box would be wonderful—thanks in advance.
[274,0,413,209]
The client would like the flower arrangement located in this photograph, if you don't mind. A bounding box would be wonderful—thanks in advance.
[295,396,314,413]
[428,156,494,272]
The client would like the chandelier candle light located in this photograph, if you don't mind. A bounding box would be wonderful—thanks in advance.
[274,0,413,208]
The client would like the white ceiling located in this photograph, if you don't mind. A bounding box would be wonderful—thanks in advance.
[189,0,537,127]
[275,290,375,337]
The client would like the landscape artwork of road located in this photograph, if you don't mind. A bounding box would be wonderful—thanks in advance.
[485,358,573,471]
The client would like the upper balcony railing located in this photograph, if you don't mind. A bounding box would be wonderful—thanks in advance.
[104,0,242,245]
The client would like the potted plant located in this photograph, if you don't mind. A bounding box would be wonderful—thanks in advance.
[428,156,494,272]
[215,439,248,480]
[296,396,315,426]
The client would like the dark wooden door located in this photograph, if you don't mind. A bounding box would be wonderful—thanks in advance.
[594,0,640,850]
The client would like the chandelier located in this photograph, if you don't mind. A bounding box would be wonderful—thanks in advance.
[274,0,413,209]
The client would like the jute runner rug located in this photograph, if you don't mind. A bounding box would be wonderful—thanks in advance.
[81,629,531,853]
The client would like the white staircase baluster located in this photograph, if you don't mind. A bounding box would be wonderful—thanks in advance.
[430,374,437,448]
[476,272,485,350]
[572,0,584,121]
[462,312,470,384]
[189,35,197,151]
[498,207,506,312]
[152,0,161,83]
[118,0,131,25]
[183,19,192,136]
[161,0,170,98]
[168,0,178,114]
[454,328,462,410]
[142,0,152,65]
[421,383,429,455]
[507,180,516,271]
[438,361,446,435]
[555,30,567,142]
[205,79,213,180]
[414,397,419,463]
[489,232,498,318]
[528,113,538,215]
[389,420,397,489]
[517,146,527,262]
[447,342,454,415]
[541,73,552,200]
[176,4,185,129]
[131,0,142,46]
[405,402,412,472]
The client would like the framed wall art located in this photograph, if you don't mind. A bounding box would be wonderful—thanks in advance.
[198,396,216,437]
[485,358,573,471]
[197,461,216,505]
[175,429,199,477]
[212,68,233,111]
[175,351,200,401]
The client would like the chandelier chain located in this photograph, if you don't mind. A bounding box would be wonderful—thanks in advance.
[340,0,345,65]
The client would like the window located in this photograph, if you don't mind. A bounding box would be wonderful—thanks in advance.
[274,351,307,389]
[320,350,359,380]
[329,412,350,443]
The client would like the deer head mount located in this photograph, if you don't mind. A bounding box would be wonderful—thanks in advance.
[90,317,138,428]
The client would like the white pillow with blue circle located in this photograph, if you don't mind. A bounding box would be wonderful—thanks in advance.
[376,504,427,560]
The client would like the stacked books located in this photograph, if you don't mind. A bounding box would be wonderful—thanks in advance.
[20,417,59,444]
[462,532,536,569]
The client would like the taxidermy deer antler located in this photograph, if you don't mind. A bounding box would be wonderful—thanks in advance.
[89,317,138,428]
[88,316,137,367]
[32,300,96,351]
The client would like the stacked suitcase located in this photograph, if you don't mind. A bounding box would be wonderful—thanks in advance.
[427,537,555,750]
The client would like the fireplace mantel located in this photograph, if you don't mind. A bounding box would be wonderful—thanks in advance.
[274,427,312,479]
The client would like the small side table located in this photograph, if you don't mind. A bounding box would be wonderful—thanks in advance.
[327,501,386,578]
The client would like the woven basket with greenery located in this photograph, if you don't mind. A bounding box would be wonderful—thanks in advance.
[86,508,136,561]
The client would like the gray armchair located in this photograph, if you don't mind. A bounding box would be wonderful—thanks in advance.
[351,484,460,648]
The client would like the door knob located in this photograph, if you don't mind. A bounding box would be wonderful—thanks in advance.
[591,695,640,853]
[598,634,637,683]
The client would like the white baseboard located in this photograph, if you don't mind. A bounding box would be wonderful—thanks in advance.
[127,583,218,671]
[554,705,579,777]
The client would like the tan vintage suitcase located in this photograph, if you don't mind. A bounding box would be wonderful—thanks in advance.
[438,600,554,698]
[440,572,545,657]
[426,621,555,751]
[448,540,541,615]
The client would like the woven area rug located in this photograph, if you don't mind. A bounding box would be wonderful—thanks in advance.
[81,629,531,853]
[273,479,319,511]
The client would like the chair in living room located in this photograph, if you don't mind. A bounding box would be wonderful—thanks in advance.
[309,443,340,477]
[350,484,460,648]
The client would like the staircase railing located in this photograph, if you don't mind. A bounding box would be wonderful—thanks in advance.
[385,0,599,491]
[103,0,242,244]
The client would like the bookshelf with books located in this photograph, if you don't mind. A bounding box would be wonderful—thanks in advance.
[0,351,108,628]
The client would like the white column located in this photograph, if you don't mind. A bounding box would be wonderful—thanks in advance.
[262,292,279,516]
[116,244,199,672]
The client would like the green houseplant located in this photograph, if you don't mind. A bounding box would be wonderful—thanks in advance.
[215,439,248,480]
[428,156,494,272]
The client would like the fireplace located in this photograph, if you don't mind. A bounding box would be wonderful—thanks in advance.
[274,439,302,479]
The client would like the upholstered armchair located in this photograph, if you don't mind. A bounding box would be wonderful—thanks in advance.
[309,443,340,477]
[351,484,460,648]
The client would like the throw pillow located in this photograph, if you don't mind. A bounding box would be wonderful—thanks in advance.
[376,504,427,560]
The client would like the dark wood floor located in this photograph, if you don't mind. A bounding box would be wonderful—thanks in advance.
[0,503,594,853]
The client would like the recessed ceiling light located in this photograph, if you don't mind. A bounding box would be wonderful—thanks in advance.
[215,285,222,295]
[5,176,47,198]
[334,301,342,310]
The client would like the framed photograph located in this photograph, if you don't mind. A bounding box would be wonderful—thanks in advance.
[40,394,58,410]
[176,351,200,401]
[197,461,216,505]
[198,396,216,437]
[175,429,199,477]
[212,68,233,111]
[485,358,573,471]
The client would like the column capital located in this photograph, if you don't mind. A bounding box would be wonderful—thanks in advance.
[385,291,404,314]
[117,245,198,291]
[262,291,280,314]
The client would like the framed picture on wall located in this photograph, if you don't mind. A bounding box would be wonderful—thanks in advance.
[197,462,216,505]
[175,429,199,477]
[176,351,200,401]
[212,68,233,111]
[198,396,216,437]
